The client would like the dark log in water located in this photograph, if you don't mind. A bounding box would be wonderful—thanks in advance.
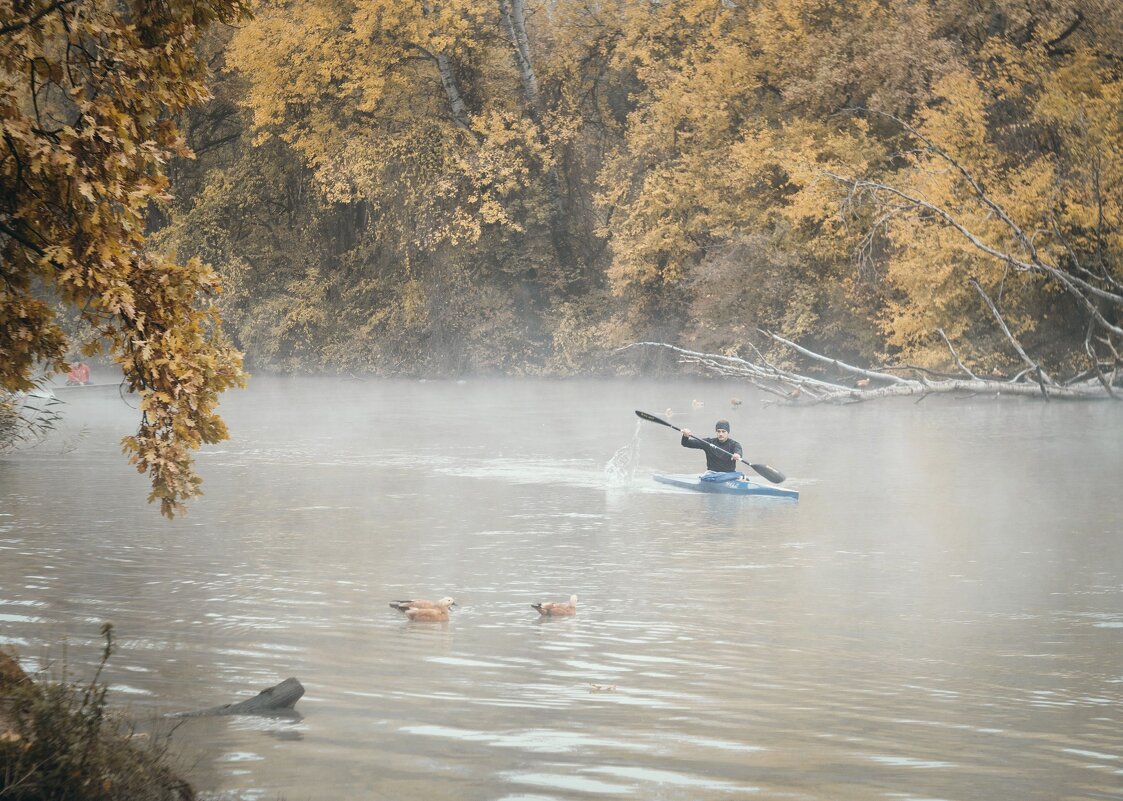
[168,678,305,718]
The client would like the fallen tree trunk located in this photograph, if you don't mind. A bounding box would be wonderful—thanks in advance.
[167,678,305,718]
[619,334,1120,403]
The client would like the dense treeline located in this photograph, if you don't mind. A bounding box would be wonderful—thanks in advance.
[159,0,1122,379]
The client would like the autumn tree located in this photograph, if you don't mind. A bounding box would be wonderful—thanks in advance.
[781,1,1123,384]
[153,0,621,375]
[597,0,1119,390]
[594,0,954,358]
[1,0,250,516]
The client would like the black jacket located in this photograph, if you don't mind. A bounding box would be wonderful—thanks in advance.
[681,434,743,472]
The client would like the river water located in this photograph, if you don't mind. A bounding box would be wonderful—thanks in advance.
[1,377,1121,801]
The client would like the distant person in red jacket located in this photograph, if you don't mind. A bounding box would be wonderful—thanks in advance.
[65,362,90,385]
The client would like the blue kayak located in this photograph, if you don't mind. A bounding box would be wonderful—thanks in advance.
[653,473,799,499]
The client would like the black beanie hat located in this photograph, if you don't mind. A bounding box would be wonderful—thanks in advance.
[715,420,731,432]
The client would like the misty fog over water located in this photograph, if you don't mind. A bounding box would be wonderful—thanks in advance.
[1,376,1121,801]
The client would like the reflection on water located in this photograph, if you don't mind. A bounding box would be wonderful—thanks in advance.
[1,377,1121,801]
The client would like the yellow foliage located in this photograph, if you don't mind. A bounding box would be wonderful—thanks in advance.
[592,0,1122,368]
[229,0,572,253]
[1,0,250,516]
[152,0,1123,380]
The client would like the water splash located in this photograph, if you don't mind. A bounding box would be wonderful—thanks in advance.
[604,419,642,486]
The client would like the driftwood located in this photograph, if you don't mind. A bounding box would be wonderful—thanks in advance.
[620,334,1120,404]
[167,678,304,718]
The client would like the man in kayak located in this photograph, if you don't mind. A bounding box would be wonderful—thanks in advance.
[679,420,744,481]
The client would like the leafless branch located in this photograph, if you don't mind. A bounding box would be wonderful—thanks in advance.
[936,328,978,379]
[822,170,1123,339]
[0,0,78,36]
[619,339,1118,403]
[758,329,912,384]
[969,277,1053,397]
[1044,11,1085,55]
[1085,318,1117,399]
[0,219,46,256]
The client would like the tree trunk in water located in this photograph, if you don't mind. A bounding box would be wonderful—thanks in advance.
[619,338,1121,403]
[167,678,305,717]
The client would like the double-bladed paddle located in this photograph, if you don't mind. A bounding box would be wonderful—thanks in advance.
[634,409,787,484]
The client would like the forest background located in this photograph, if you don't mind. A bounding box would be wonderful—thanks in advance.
[3,0,1122,514]
[165,0,1123,377]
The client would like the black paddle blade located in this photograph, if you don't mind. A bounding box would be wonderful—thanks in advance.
[748,463,786,484]
[635,409,681,431]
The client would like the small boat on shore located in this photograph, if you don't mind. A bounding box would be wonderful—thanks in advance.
[653,473,799,499]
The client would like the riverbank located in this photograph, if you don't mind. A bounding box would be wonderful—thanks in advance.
[0,645,195,801]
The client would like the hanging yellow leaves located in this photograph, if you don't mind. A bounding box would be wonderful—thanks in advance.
[1,0,251,516]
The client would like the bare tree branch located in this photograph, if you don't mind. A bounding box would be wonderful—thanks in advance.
[0,0,78,36]
[1044,10,1085,55]
[823,170,1123,339]
[1084,318,1117,399]
[936,328,978,379]
[618,339,1118,402]
[844,108,1041,260]
[969,277,1053,397]
[758,329,913,384]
